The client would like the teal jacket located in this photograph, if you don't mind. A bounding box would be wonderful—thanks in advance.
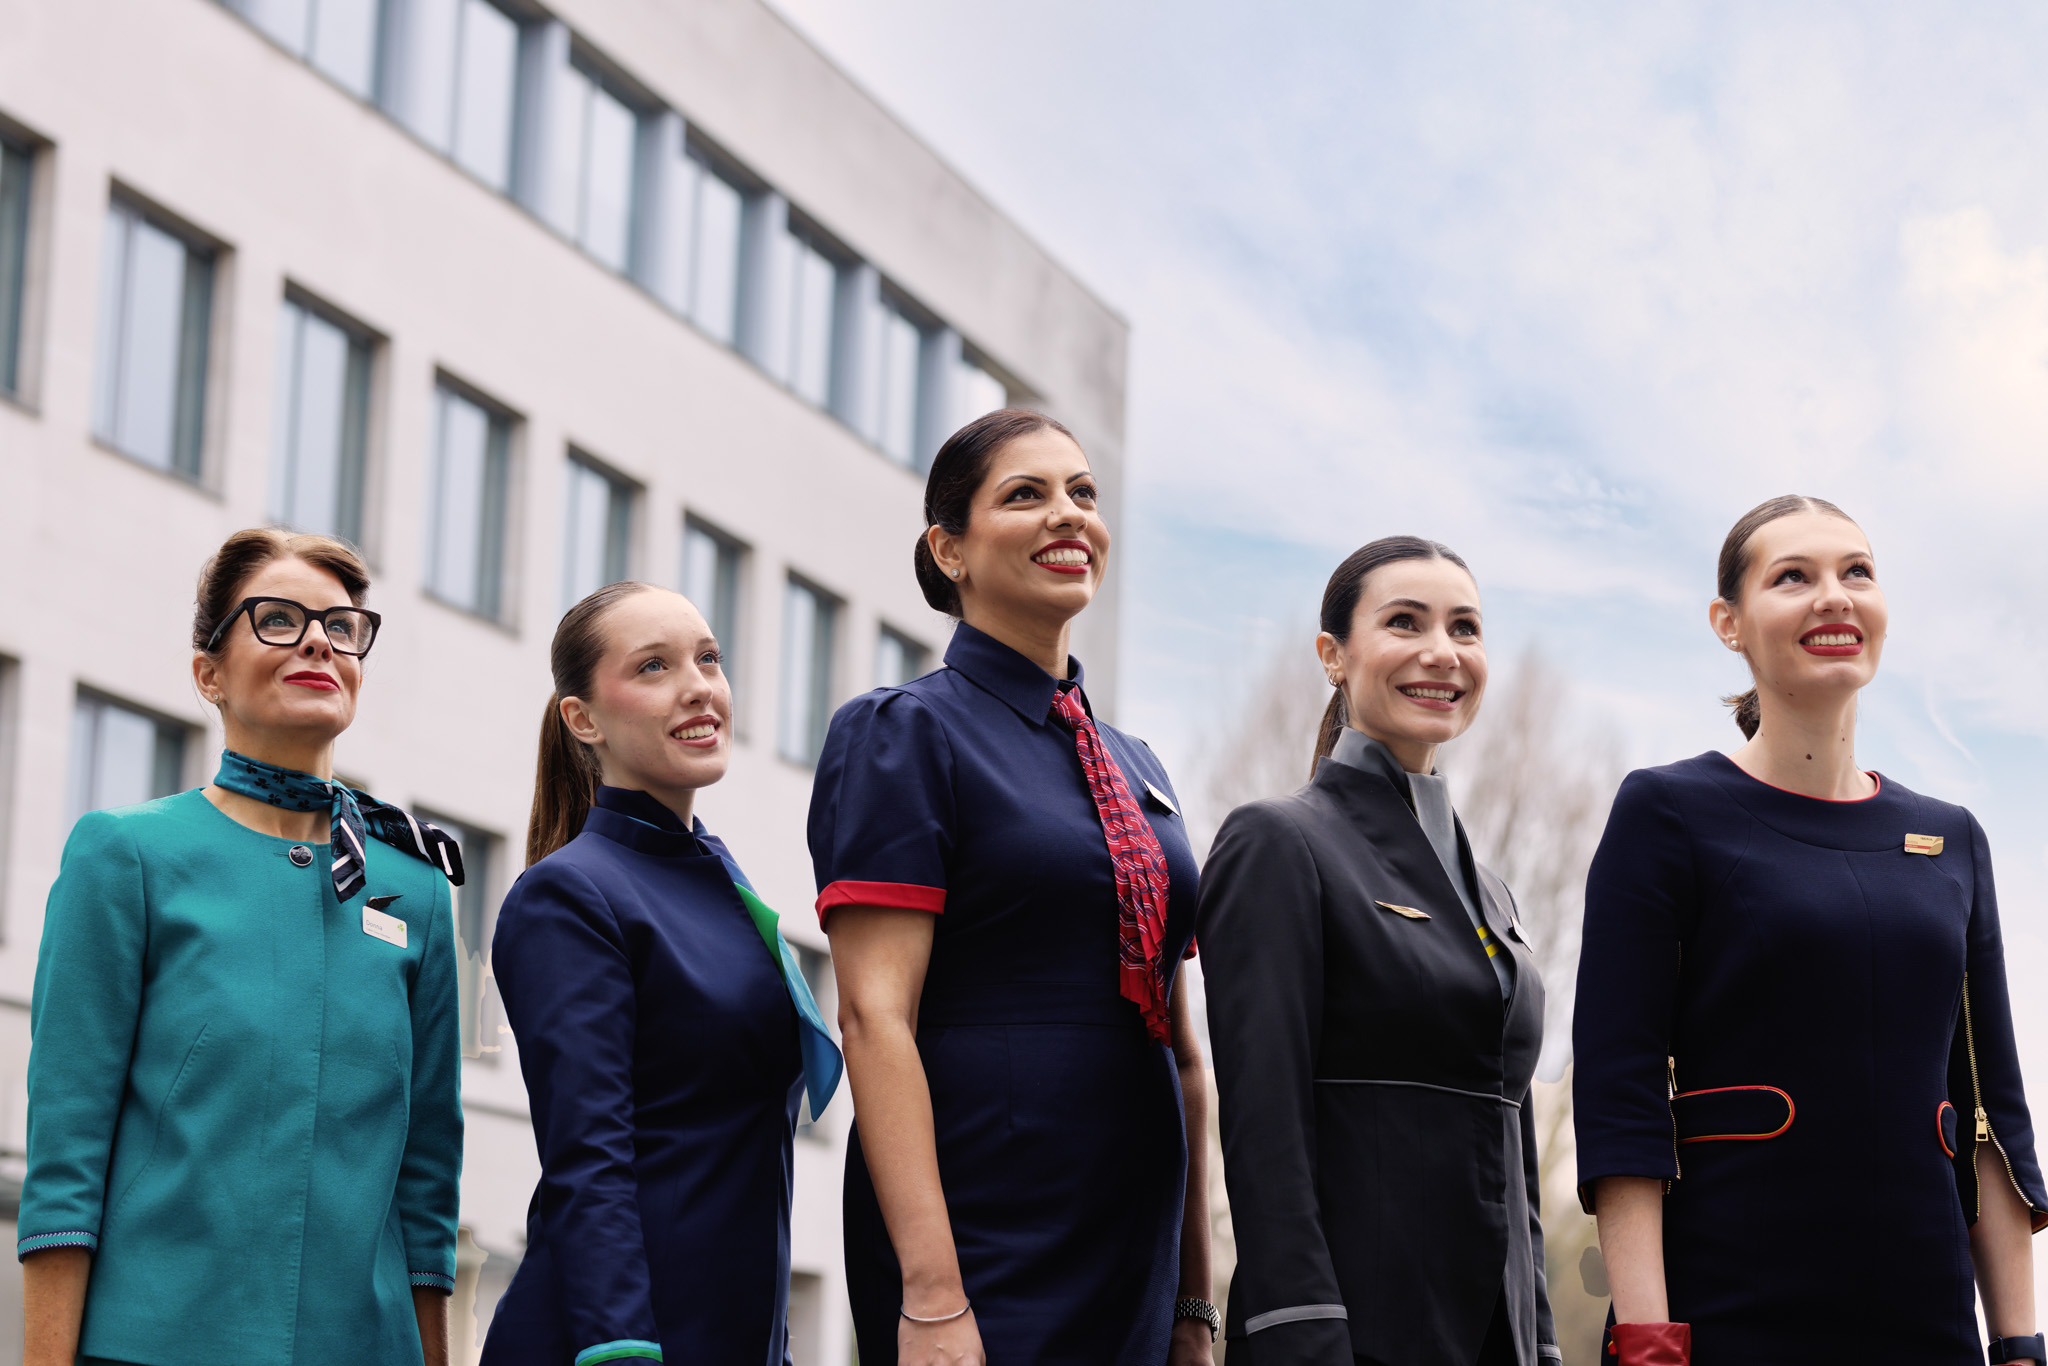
[21,790,463,1364]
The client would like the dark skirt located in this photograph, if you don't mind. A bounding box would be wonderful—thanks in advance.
[845,1014,1187,1365]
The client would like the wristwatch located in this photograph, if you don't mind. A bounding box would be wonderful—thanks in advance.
[1989,1333,2046,1365]
[1175,1297,1221,1342]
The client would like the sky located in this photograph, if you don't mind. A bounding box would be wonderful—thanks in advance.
[765,0,2048,1120]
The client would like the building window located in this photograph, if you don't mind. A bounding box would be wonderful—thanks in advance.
[680,150,745,345]
[874,626,929,689]
[561,455,633,611]
[426,383,512,620]
[778,577,838,766]
[567,63,640,272]
[67,691,187,828]
[955,352,1009,428]
[92,199,215,479]
[868,295,923,467]
[449,0,523,191]
[782,222,841,406]
[269,295,372,544]
[0,135,32,400]
[231,0,383,98]
[422,810,504,1060]
[682,518,745,693]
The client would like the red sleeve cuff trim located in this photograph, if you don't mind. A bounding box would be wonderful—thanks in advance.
[816,880,946,927]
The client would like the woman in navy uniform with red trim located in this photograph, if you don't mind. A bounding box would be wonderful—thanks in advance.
[809,410,1217,1365]
[481,583,840,1366]
[1574,496,2046,1366]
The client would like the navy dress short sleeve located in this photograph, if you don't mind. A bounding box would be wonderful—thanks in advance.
[1573,753,2047,1366]
[809,623,1200,1365]
[810,687,953,918]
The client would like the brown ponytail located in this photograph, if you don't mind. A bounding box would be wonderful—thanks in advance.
[1310,535,1471,779]
[526,580,655,866]
[1714,494,1857,740]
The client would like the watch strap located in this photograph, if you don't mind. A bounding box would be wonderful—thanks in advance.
[1174,1297,1222,1342]
[1990,1334,2046,1364]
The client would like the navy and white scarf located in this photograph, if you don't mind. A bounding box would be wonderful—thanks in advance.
[214,750,465,901]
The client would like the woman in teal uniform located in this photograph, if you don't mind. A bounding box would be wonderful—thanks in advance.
[19,529,465,1366]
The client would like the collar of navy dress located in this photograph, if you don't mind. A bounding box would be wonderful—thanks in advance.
[1697,750,1903,851]
[584,785,844,1122]
[942,620,1084,724]
[212,750,464,901]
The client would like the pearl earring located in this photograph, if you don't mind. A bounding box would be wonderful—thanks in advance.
[950,569,960,579]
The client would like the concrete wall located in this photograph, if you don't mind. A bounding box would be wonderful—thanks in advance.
[0,0,1127,1359]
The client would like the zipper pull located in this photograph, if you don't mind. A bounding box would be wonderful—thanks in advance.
[1667,1056,1678,1098]
[1977,1106,1992,1142]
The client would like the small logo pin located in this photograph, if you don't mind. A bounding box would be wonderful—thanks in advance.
[1376,900,1431,920]
[1143,781,1179,816]
[1904,833,1944,856]
[366,894,402,911]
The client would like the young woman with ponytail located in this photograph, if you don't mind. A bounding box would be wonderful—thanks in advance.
[480,583,840,1366]
[1198,536,1558,1366]
[1574,496,2045,1366]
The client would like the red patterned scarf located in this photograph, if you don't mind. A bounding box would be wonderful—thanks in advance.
[1051,686,1174,1044]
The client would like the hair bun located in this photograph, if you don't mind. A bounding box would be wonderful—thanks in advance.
[913,533,960,616]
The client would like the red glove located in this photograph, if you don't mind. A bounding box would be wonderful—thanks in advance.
[1605,1321,1691,1365]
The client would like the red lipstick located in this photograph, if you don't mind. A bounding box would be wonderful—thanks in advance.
[284,671,340,691]
[1032,539,1093,577]
[1799,625,1864,657]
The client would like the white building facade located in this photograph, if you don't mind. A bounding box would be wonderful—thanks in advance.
[0,0,1129,1360]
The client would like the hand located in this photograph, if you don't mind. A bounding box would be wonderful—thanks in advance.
[1167,1316,1216,1366]
[897,1306,984,1365]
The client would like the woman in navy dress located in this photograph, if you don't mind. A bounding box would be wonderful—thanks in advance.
[810,410,1217,1365]
[1574,496,2046,1366]
[482,583,840,1366]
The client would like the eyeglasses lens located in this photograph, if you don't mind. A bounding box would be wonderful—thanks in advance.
[251,602,308,645]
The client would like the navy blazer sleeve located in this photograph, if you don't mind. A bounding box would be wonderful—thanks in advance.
[1572,769,1694,1208]
[1946,810,2048,1227]
[1198,800,1353,1365]
[493,861,662,1365]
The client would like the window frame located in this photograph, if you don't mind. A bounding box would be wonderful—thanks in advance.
[777,574,840,769]
[66,687,193,829]
[92,191,225,485]
[560,450,637,612]
[417,806,506,1063]
[271,286,380,548]
[0,118,44,407]
[424,375,519,625]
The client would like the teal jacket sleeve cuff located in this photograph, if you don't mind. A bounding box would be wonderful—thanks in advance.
[17,1229,99,1260]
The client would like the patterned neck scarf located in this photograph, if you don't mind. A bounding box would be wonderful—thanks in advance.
[1050,685,1175,1045]
[214,750,465,901]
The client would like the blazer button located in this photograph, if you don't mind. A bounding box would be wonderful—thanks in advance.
[288,845,314,867]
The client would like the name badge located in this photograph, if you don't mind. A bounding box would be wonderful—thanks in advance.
[1143,781,1179,816]
[1904,833,1944,856]
[362,904,408,948]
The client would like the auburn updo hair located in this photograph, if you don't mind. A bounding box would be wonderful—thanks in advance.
[913,408,1079,616]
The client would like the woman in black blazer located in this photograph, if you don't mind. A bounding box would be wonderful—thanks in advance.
[1200,536,1558,1366]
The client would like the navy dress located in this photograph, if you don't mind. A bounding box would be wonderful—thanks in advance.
[482,787,821,1366]
[808,623,1200,1365]
[1574,752,2048,1365]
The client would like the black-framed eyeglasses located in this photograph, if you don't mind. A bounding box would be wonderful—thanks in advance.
[206,597,382,657]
